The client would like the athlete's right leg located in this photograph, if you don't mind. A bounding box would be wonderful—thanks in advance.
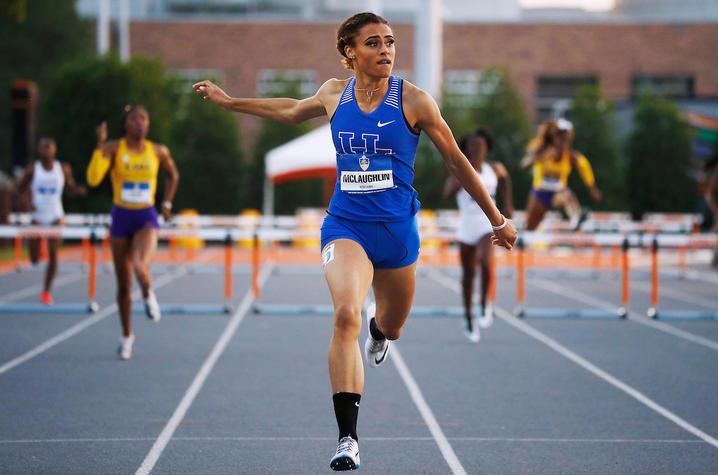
[324,239,374,395]
[525,193,549,231]
[28,237,40,264]
[111,237,133,337]
[323,238,373,471]
[43,237,60,293]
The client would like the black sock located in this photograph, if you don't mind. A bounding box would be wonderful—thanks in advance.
[333,392,361,441]
[369,317,386,341]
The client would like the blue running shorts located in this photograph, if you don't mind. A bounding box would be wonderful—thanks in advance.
[320,213,420,269]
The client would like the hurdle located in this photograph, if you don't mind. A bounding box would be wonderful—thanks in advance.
[514,233,630,320]
[0,225,101,313]
[0,225,243,315]
[251,227,498,318]
[646,234,718,320]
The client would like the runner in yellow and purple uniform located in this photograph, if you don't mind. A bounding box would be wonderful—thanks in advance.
[521,118,602,231]
[86,105,179,360]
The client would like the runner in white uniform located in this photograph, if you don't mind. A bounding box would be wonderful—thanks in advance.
[18,137,87,304]
[444,128,513,342]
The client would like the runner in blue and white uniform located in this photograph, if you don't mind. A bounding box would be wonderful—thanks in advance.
[193,11,517,471]
[18,137,87,304]
[443,128,513,342]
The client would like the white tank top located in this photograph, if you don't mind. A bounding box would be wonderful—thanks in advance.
[456,162,498,214]
[31,161,65,224]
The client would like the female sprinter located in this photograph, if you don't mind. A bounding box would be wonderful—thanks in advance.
[18,137,87,304]
[192,12,516,471]
[443,128,513,342]
[521,118,602,231]
[86,106,179,360]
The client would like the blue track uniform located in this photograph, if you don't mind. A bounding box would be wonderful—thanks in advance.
[321,76,422,268]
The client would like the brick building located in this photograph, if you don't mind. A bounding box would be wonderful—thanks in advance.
[129,19,718,141]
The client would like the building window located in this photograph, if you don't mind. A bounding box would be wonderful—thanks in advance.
[536,75,599,122]
[257,69,317,98]
[631,75,694,99]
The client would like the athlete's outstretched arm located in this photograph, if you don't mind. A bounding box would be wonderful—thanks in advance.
[192,79,340,124]
[405,85,516,250]
[155,144,179,222]
[86,122,116,188]
[17,164,34,193]
[572,152,602,202]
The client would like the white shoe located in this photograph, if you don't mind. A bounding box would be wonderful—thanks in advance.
[144,289,161,322]
[464,320,480,343]
[478,302,494,329]
[118,334,135,360]
[330,436,360,471]
[364,302,390,367]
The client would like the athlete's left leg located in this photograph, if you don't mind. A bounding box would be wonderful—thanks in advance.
[130,226,157,298]
[131,226,161,321]
[371,263,417,341]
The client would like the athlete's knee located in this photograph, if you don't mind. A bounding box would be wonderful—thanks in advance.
[116,279,132,298]
[333,304,362,338]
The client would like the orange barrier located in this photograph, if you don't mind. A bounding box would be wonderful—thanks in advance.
[102,234,111,263]
[647,238,659,318]
[618,238,630,318]
[14,235,22,270]
[40,237,48,261]
[224,233,233,306]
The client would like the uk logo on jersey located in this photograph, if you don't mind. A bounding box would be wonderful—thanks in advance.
[359,155,370,171]
[337,132,393,155]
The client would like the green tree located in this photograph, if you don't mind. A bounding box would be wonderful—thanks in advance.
[626,94,694,218]
[439,67,532,209]
[43,55,178,212]
[248,78,314,213]
[0,0,91,170]
[169,91,244,214]
[566,84,624,210]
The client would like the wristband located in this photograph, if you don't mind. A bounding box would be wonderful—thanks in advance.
[162,200,172,210]
[492,216,508,232]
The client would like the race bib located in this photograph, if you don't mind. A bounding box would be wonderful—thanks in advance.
[539,175,562,192]
[121,181,152,204]
[338,154,394,193]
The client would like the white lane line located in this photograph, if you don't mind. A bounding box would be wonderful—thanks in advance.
[529,279,718,352]
[425,267,718,451]
[0,436,705,444]
[391,345,467,475]
[134,264,273,475]
[631,281,718,310]
[0,273,85,305]
[0,268,188,376]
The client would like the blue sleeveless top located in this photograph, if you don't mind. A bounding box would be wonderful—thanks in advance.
[328,75,421,222]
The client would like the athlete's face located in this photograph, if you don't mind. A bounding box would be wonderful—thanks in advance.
[347,23,395,78]
[466,136,488,169]
[125,108,150,139]
[38,139,56,161]
[556,130,572,149]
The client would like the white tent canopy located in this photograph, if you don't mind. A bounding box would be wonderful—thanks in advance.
[263,124,336,215]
